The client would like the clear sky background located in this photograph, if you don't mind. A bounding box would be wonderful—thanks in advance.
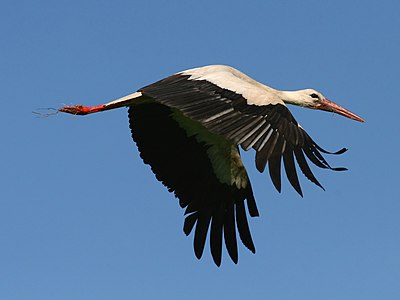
[1,0,399,299]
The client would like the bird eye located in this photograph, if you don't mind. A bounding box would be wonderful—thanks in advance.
[310,93,319,99]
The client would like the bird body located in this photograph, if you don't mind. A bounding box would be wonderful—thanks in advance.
[58,65,364,266]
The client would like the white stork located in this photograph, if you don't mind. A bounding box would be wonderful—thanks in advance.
[59,65,364,266]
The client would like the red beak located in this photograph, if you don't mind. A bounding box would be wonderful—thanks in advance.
[318,99,365,122]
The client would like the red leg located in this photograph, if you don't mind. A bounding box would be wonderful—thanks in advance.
[58,104,107,115]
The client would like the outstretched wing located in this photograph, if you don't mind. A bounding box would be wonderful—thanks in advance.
[140,71,347,197]
[128,102,259,266]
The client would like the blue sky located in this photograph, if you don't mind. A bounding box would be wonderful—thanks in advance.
[1,0,399,299]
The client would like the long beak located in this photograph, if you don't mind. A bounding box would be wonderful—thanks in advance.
[318,98,365,122]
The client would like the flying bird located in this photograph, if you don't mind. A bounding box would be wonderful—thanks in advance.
[58,65,364,266]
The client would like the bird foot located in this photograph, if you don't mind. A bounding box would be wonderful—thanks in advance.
[58,104,106,115]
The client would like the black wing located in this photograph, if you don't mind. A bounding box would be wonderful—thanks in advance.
[128,102,259,266]
[140,74,347,197]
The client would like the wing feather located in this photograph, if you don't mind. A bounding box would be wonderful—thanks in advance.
[268,135,284,192]
[283,146,303,196]
[223,205,238,263]
[210,208,224,266]
[293,148,324,190]
[184,212,198,235]
[235,201,256,253]
[194,210,212,259]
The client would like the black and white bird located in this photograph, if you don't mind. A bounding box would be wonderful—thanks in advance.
[59,65,364,266]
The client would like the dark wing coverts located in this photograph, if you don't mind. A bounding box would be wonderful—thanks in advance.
[128,73,346,265]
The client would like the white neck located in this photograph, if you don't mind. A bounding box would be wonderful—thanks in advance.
[277,90,311,107]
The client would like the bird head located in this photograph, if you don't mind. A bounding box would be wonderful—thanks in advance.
[283,89,365,122]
